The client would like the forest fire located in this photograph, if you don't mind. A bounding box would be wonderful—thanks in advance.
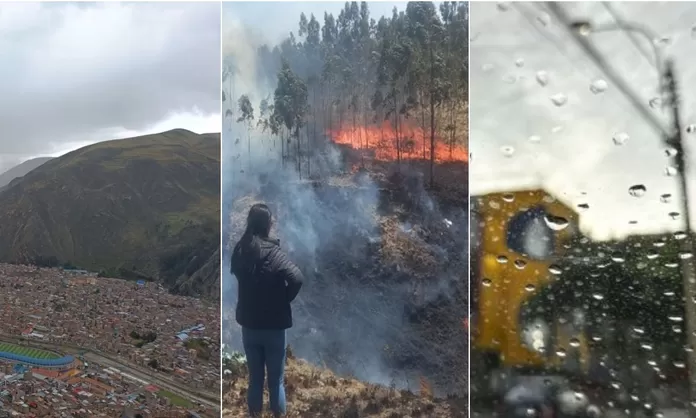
[328,121,468,166]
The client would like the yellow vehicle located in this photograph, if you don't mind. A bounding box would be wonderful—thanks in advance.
[470,189,592,392]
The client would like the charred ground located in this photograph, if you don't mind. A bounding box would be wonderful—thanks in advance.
[223,349,468,418]
[223,158,468,413]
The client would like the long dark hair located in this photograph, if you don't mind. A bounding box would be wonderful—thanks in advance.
[232,203,273,274]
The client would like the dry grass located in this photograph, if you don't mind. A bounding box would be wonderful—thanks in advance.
[222,351,460,418]
[379,215,437,277]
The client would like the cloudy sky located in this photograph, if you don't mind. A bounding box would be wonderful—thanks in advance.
[471,2,696,240]
[223,1,408,47]
[0,2,220,172]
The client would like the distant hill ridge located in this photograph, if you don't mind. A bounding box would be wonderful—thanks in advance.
[0,129,220,300]
[0,157,53,189]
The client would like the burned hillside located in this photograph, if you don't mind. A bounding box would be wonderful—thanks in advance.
[223,350,468,418]
[224,159,468,396]
[222,0,468,412]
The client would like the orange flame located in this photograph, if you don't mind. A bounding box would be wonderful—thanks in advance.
[328,120,468,164]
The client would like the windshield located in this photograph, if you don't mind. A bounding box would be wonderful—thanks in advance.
[471,2,694,416]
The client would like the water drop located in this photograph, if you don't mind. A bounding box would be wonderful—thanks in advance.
[665,147,678,157]
[514,259,527,269]
[536,71,549,87]
[665,166,678,176]
[669,211,681,220]
[497,255,509,264]
[536,12,550,27]
[544,214,569,231]
[660,193,672,203]
[550,93,568,107]
[577,203,589,212]
[500,145,515,157]
[569,338,580,348]
[549,264,562,275]
[502,193,515,202]
[482,278,492,287]
[687,124,696,134]
[525,283,536,292]
[612,132,629,146]
[496,2,510,11]
[649,97,661,108]
[592,293,605,301]
[589,78,608,94]
[628,184,646,197]
[679,251,693,260]
[515,58,524,67]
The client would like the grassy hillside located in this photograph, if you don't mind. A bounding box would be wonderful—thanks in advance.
[0,157,53,188]
[223,350,467,417]
[0,129,220,299]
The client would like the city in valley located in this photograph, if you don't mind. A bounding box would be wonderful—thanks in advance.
[0,264,220,417]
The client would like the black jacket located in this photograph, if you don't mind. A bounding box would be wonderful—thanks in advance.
[231,237,304,330]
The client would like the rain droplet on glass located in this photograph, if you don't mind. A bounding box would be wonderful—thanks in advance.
[660,193,672,203]
[577,203,589,212]
[628,184,646,197]
[514,259,527,269]
[589,78,608,94]
[612,132,629,146]
[500,145,515,157]
[665,166,678,176]
[536,12,550,27]
[536,71,549,87]
[544,214,569,231]
[550,93,568,107]
[687,124,696,134]
[515,58,524,67]
[497,2,510,12]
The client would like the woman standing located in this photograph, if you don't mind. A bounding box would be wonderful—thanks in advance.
[231,203,304,418]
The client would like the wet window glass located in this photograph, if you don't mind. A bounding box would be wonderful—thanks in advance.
[471,2,696,418]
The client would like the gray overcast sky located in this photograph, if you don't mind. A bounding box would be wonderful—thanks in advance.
[223,1,408,46]
[0,2,220,172]
[471,2,696,241]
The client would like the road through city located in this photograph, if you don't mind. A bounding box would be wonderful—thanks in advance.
[0,334,219,410]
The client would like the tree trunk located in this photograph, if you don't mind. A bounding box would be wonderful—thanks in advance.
[296,125,302,180]
[429,45,436,188]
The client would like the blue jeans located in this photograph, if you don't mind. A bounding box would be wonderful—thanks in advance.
[242,327,287,417]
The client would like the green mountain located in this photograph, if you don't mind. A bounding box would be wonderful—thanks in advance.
[0,129,220,300]
[0,157,53,188]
